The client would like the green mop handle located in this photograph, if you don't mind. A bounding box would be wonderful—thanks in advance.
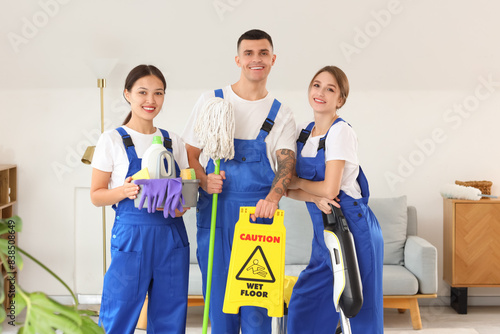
[202,158,220,334]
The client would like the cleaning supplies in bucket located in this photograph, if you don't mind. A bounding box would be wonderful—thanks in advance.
[132,136,199,215]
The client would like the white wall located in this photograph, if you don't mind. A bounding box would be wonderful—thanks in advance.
[1,0,499,303]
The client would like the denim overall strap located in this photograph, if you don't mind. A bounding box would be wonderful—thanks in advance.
[317,117,346,152]
[116,126,138,162]
[214,89,224,98]
[213,89,281,142]
[256,99,281,141]
[296,122,315,153]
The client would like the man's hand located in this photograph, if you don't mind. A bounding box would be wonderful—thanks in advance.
[251,198,279,221]
[206,170,226,194]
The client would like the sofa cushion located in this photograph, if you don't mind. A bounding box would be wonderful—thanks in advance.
[383,265,419,295]
[284,264,308,278]
[370,196,408,265]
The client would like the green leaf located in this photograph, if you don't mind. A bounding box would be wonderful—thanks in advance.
[80,316,105,334]
[0,240,23,272]
[0,273,3,303]
[25,309,58,334]
[0,305,5,327]
[13,285,28,316]
[19,291,91,334]
[0,216,23,233]
[0,220,8,235]
[78,308,99,317]
[29,292,82,326]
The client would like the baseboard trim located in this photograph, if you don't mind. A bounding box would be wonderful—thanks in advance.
[48,294,500,307]
[419,295,500,307]
[48,294,101,305]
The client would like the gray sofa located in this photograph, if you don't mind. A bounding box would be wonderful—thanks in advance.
[184,195,437,329]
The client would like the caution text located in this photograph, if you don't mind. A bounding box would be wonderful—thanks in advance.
[240,234,280,243]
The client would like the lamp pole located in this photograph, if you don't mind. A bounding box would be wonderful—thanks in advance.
[97,78,107,276]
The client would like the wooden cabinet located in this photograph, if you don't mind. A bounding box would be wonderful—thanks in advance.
[443,198,500,314]
[0,164,17,311]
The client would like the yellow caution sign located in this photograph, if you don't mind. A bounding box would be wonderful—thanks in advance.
[223,207,286,317]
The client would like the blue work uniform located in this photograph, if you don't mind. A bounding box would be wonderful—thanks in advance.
[196,89,282,334]
[287,119,384,333]
[99,127,189,334]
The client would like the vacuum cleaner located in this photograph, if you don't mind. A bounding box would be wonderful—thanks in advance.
[323,203,363,334]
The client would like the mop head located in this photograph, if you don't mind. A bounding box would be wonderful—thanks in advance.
[195,97,235,161]
[440,183,482,200]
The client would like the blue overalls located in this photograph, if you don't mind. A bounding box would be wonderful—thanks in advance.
[99,127,189,334]
[287,119,384,334]
[196,89,281,334]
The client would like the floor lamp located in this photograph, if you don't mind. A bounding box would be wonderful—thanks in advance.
[82,58,117,277]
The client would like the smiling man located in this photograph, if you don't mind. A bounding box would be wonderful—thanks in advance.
[182,29,296,333]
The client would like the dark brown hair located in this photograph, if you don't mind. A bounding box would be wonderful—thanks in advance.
[122,64,167,125]
[309,66,350,109]
[237,29,273,52]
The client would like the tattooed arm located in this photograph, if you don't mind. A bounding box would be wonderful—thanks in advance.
[253,148,295,220]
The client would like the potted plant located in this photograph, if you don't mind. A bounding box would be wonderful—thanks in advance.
[0,216,104,333]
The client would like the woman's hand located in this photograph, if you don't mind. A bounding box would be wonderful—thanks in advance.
[122,176,140,200]
[313,196,340,214]
[175,207,190,217]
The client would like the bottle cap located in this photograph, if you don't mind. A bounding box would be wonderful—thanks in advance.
[152,136,162,144]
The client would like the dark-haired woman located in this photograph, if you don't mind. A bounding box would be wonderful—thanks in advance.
[286,66,384,333]
[91,65,190,333]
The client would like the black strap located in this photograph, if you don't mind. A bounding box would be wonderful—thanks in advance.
[260,118,275,133]
[122,134,134,148]
[163,137,172,150]
[318,138,326,151]
[297,129,311,144]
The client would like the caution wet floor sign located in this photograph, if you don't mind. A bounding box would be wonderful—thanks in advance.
[223,207,286,317]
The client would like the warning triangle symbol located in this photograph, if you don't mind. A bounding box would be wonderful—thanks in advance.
[235,245,275,283]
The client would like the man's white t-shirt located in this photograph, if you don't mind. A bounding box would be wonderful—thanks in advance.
[92,126,189,189]
[182,85,296,172]
[298,120,362,199]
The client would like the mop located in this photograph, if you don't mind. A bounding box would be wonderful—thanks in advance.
[323,204,363,334]
[440,184,497,200]
[194,97,235,334]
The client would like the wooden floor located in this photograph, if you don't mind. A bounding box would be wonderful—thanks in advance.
[3,305,499,333]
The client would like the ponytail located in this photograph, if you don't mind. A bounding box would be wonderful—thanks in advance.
[122,111,132,125]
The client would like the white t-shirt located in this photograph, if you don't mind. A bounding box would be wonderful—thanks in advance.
[182,85,296,172]
[92,126,189,189]
[298,121,362,199]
